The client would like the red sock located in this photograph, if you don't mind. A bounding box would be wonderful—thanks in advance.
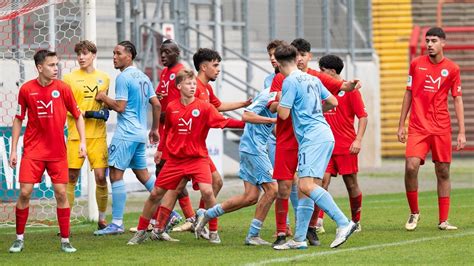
[275,198,288,234]
[152,206,160,221]
[155,206,172,231]
[15,207,29,235]
[406,190,419,214]
[309,204,320,228]
[350,194,362,222]
[199,198,205,209]
[57,208,71,238]
[318,209,325,219]
[179,196,195,219]
[137,216,150,231]
[438,197,450,223]
[209,218,218,231]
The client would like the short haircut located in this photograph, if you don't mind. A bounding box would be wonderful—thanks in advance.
[266,39,286,53]
[175,68,196,85]
[274,44,297,65]
[291,38,311,53]
[117,40,137,60]
[34,50,57,66]
[193,48,221,71]
[160,39,180,53]
[426,27,446,39]
[319,54,344,74]
[74,40,97,54]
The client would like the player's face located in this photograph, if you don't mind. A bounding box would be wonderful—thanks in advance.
[203,60,220,81]
[178,77,197,98]
[296,51,312,71]
[113,45,132,70]
[77,49,95,69]
[37,56,59,80]
[268,48,278,69]
[160,45,179,67]
[425,36,445,57]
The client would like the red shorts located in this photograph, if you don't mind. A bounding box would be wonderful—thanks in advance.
[325,154,358,176]
[406,133,452,165]
[273,148,298,180]
[19,157,68,184]
[209,158,217,173]
[155,157,212,190]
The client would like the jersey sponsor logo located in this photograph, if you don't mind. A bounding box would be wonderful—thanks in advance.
[338,91,345,97]
[178,118,192,134]
[37,100,53,117]
[407,75,412,86]
[424,75,441,92]
[160,80,170,94]
[83,85,98,99]
[51,90,60,98]
[441,69,449,77]
[418,67,427,71]
[170,73,176,80]
[192,109,200,117]
[16,104,22,116]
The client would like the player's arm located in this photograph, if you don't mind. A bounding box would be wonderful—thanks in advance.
[350,116,368,154]
[340,79,361,92]
[322,94,338,112]
[397,90,412,143]
[95,91,127,113]
[149,96,162,144]
[9,118,22,168]
[242,111,276,124]
[217,98,252,112]
[453,96,466,150]
[74,115,87,158]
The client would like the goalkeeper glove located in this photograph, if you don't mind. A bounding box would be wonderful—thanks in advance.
[85,108,109,121]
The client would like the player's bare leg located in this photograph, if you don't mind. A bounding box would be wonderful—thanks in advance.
[246,182,277,246]
[343,173,362,232]
[435,162,457,230]
[404,157,421,231]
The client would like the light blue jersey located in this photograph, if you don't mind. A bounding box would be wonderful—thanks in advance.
[263,73,277,165]
[264,72,276,89]
[239,87,277,155]
[279,70,334,147]
[113,66,156,143]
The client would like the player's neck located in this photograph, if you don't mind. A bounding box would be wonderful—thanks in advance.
[80,65,95,73]
[180,96,195,106]
[37,76,53,87]
[166,61,178,69]
[197,72,209,84]
[120,62,134,72]
[428,53,444,64]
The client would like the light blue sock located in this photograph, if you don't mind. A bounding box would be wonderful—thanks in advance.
[247,218,263,238]
[205,204,225,219]
[309,187,349,228]
[111,180,127,224]
[294,197,314,242]
[290,183,299,220]
[144,175,155,192]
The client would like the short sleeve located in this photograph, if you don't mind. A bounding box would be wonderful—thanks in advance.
[314,71,343,95]
[63,84,81,119]
[267,73,284,107]
[279,79,296,109]
[207,105,229,128]
[207,86,222,108]
[115,74,128,100]
[351,90,368,118]
[406,60,415,91]
[319,81,331,101]
[146,79,157,100]
[450,65,462,97]
[15,86,27,120]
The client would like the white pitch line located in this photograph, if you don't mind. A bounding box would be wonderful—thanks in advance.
[245,230,474,266]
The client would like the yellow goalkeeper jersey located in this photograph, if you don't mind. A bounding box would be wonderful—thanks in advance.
[64,69,110,140]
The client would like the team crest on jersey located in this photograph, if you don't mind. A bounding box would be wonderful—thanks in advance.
[338,91,345,97]
[441,69,449,77]
[97,79,103,85]
[192,109,200,117]
[407,75,412,86]
[51,90,60,98]
[16,104,22,116]
[170,73,176,80]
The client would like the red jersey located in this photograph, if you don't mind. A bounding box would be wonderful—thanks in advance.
[15,79,81,161]
[158,98,236,159]
[407,55,462,135]
[268,70,343,150]
[324,89,367,154]
[195,78,222,108]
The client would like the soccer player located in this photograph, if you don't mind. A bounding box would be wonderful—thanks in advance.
[9,50,86,253]
[272,44,357,250]
[314,54,368,233]
[397,27,465,231]
[194,84,278,246]
[126,69,243,245]
[93,41,161,235]
[268,38,360,247]
[64,40,111,230]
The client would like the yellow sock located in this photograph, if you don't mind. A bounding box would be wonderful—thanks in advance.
[96,184,108,214]
[66,181,76,206]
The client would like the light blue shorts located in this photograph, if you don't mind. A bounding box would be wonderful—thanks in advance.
[297,141,334,179]
[108,138,147,170]
[267,139,276,167]
[239,152,275,186]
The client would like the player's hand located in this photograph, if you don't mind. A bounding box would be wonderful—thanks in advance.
[154,151,162,164]
[397,126,407,143]
[157,92,168,100]
[79,142,87,158]
[95,91,106,101]
[349,139,362,154]
[243,97,253,107]
[9,150,17,168]
[348,79,361,91]
[457,132,466,150]
[149,129,159,144]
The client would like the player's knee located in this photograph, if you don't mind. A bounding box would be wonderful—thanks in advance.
[55,191,68,205]
[177,188,189,198]
[19,189,32,202]
[68,172,79,183]
[245,194,259,206]
[213,177,223,191]
[200,188,214,201]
